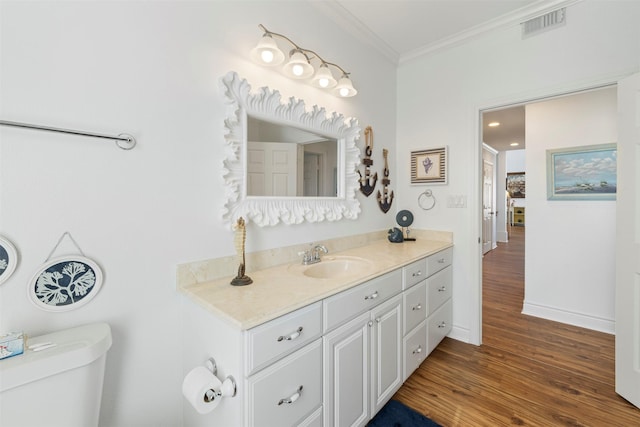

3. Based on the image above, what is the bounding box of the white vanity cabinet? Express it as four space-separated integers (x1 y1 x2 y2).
323 269 403 427
181 239 453 427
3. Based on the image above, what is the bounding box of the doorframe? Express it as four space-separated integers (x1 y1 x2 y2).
469 72 628 346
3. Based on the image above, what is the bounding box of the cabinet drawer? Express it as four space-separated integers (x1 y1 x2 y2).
403 258 427 289
403 281 427 333
426 247 452 277
323 269 402 332
403 320 427 382
426 300 452 355
246 339 323 427
426 266 452 315
245 302 322 375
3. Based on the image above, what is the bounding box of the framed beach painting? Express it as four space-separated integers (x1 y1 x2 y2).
411 147 447 185
546 143 617 200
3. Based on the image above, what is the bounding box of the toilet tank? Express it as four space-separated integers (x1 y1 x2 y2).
0 322 112 427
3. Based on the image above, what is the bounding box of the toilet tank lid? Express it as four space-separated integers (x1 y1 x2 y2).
0 322 112 392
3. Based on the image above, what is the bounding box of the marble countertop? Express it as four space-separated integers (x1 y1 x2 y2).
180 237 452 331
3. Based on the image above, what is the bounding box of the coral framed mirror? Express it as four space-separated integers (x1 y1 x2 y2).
220 71 361 227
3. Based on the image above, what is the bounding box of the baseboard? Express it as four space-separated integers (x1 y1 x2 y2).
522 302 614 334
496 231 508 243
447 325 472 344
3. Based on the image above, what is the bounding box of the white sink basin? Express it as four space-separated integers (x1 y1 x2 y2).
293 256 373 280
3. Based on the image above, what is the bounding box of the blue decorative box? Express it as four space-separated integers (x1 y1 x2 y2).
0 332 24 360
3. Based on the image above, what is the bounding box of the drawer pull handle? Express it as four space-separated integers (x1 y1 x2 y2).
278 385 303 405
412 303 422 311
364 291 379 301
438 286 446 292
413 345 423 355
438 258 446 264
412 270 422 277
277 327 303 342
438 321 447 328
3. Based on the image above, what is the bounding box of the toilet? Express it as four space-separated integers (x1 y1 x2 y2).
0 322 112 427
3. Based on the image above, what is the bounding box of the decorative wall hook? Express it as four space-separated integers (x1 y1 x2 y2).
357 126 377 196
377 149 394 213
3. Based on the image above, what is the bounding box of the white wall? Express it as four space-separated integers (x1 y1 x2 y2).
523 87 617 332
397 0 640 344
0 2 396 426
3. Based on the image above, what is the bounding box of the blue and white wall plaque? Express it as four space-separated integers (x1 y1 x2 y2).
28 256 103 311
0 235 18 285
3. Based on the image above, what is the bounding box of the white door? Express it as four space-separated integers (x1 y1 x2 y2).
247 141 298 196
370 294 403 415
304 152 320 197
323 312 370 427
482 158 495 254
615 72 640 408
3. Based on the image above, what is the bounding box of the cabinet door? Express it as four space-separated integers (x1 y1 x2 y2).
370 294 403 415
323 312 370 427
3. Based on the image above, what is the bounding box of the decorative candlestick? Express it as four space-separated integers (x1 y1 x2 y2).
230 217 253 286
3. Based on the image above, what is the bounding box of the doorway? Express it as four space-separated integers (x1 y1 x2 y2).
478 86 618 345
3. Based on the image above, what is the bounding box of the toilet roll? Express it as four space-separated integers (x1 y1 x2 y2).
182 366 223 414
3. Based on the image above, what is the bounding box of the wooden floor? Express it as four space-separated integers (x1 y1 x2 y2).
392 226 640 426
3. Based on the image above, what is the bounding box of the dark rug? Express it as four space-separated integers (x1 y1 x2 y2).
368 400 442 427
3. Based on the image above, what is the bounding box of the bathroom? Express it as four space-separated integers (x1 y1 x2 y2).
1 1 639 426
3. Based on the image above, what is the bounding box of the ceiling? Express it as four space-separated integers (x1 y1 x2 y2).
312 0 574 152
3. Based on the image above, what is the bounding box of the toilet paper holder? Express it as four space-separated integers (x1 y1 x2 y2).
205 357 237 399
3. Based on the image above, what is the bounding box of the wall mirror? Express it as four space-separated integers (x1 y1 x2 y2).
220 71 361 227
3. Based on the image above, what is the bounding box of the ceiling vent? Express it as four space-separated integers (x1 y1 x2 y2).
522 8 566 38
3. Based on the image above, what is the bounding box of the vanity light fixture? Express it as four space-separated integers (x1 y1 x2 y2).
250 24 357 97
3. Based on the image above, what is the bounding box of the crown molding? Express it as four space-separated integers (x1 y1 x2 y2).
400 0 581 63
312 0 582 66
310 0 400 65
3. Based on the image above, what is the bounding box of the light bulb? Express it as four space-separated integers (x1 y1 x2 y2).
292 64 304 76
340 87 349 97
318 78 329 88
261 50 274 64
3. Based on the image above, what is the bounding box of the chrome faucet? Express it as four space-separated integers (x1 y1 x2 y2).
298 244 329 265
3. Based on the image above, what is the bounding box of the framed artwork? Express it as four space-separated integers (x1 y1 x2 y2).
411 147 447 184
28 255 103 312
506 172 526 199
546 143 617 200
0 235 18 286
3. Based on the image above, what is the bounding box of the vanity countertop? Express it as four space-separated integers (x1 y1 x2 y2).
180 237 452 331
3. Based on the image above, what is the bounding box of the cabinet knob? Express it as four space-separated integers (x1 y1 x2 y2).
412 270 422 277
412 345 423 355
438 321 447 328
277 326 303 342
368 320 373 327
277 385 303 405
412 303 422 311
364 291 379 300
438 286 446 292
437 258 446 264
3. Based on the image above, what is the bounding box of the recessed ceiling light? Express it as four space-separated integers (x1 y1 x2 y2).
488 122 500 127
510 142 519 146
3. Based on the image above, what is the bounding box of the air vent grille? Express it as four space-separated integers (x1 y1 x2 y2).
522 8 566 38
